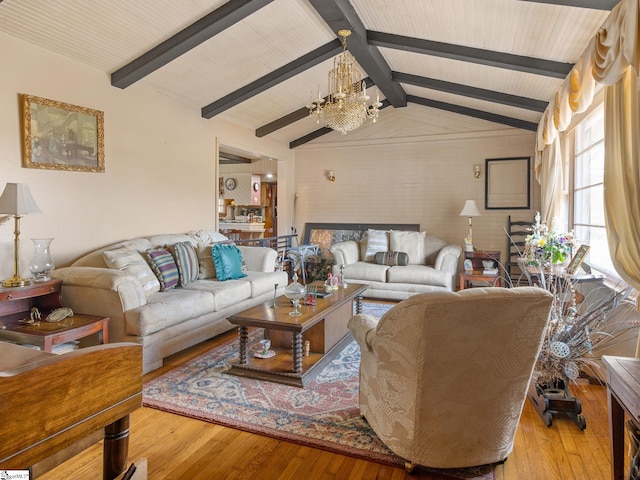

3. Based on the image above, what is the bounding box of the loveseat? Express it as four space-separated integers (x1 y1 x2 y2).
52 231 288 373
330 229 462 300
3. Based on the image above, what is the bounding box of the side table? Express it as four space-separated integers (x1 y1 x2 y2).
459 250 502 290
602 355 640 480
0 279 109 352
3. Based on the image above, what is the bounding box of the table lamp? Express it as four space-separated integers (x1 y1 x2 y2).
0 183 42 287
459 200 481 252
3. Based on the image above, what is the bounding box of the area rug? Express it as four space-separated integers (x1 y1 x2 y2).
143 302 495 480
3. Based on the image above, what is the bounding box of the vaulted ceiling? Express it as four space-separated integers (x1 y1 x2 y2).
0 0 614 148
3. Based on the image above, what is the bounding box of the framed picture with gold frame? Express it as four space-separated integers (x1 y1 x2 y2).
22 94 105 173
566 244 590 275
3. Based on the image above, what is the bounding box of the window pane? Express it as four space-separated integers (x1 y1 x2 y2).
576 108 604 152
575 141 604 188
574 185 605 225
574 225 615 275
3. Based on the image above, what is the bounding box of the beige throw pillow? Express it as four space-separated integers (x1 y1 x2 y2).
363 229 390 262
197 244 217 279
390 230 426 264
103 243 160 296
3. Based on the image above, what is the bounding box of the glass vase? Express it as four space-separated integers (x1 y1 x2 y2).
29 238 55 283
284 273 306 316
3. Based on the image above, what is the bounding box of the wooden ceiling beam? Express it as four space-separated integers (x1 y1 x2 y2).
394 72 548 112
308 0 407 108
408 95 538 131
201 40 342 119
368 31 572 79
111 0 274 88
517 0 619 10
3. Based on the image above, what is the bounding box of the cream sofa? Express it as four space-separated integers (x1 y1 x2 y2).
330 229 462 300
52 231 288 373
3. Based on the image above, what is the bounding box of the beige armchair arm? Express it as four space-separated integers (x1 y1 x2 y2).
348 313 379 351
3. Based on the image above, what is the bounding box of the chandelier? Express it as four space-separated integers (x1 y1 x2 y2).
307 29 382 134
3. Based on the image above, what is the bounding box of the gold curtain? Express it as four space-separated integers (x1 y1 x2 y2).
538 136 564 226
604 69 640 288
535 0 640 291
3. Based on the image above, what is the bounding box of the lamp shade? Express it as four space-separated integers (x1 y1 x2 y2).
0 183 41 215
459 200 481 217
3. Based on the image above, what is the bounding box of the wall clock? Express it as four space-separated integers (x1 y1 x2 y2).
253 182 260 192
225 177 237 190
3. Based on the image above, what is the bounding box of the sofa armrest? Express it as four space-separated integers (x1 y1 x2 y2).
237 246 277 272
330 241 360 266
348 314 379 351
433 245 463 286
52 267 147 343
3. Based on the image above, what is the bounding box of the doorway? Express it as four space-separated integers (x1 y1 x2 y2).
218 144 278 238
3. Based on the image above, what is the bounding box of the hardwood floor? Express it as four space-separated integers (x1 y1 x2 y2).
39 329 618 480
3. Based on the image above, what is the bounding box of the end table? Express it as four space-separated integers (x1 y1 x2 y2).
0 279 109 352
459 250 502 290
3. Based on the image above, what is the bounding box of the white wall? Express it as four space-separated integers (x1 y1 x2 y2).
0 30 539 283
0 32 293 279
293 128 541 269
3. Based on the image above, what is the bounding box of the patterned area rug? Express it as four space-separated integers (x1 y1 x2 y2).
143 302 495 480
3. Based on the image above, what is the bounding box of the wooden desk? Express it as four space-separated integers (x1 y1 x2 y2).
602 355 640 480
0 342 142 479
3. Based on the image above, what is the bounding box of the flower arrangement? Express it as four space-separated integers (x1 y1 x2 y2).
533 277 637 386
522 212 575 267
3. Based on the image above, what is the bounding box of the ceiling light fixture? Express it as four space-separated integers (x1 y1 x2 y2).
307 29 382 134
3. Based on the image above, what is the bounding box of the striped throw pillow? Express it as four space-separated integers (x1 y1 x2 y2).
171 242 199 287
374 251 409 266
146 248 180 291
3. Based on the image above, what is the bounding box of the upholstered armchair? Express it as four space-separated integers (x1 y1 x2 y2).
348 287 553 472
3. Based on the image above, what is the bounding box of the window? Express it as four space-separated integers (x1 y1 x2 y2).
569 103 617 278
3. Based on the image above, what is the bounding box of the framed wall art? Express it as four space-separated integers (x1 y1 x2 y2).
566 244 590 275
22 94 105 173
485 157 530 210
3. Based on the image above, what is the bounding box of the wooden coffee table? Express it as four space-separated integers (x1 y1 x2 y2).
227 282 367 387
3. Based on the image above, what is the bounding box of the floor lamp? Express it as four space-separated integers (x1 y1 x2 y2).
0 183 42 287
459 200 481 252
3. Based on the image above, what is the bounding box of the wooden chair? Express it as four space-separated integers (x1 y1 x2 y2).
506 215 532 284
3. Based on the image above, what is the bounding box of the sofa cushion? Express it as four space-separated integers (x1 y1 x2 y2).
424 234 448 264
171 242 199 286
374 251 409 266
189 229 229 246
344 261 390 283
103 243 160 296
364 229 390 262
242 270 289 297
390 230 427 264
146 248 180 291
386 264 450 287
125 288 216 336
185 279 253 311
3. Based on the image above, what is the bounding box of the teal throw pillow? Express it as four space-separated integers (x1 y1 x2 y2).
212 243 247 281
